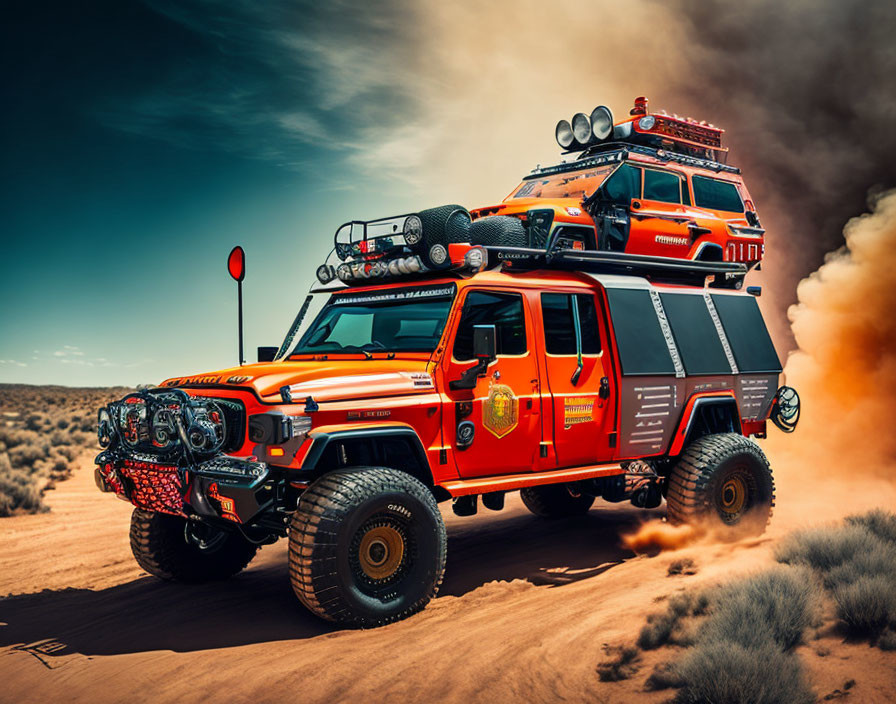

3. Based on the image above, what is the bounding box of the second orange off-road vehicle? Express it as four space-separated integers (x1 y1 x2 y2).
95 99 797 627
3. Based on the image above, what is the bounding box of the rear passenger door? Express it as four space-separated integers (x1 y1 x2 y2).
539 292 617 467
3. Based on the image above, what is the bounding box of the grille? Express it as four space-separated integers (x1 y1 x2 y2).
120 460 185 516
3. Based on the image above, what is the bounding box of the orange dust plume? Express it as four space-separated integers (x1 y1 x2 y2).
621 520 705 555
767 189 896 479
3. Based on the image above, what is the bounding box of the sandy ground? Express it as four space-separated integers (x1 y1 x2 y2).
1 452 895 704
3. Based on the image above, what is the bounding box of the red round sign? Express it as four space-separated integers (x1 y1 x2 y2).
227 246 245 282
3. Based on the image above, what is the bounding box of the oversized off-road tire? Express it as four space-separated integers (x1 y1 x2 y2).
289 468 447 627
520 483 595 518
418 204 472 268
129 509 258 583
469 215 528 248
666 433 775 534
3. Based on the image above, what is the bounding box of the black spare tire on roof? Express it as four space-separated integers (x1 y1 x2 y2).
469 215 528 248
417 204 472 269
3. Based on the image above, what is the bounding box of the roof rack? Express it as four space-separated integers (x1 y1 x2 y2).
527 143 740 180
485 246 747 288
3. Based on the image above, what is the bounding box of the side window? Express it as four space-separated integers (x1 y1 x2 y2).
682 177 692 206
541 293 601 355
453 291 527 361
602 164 642 204
692 176 744 212
643 169 681 204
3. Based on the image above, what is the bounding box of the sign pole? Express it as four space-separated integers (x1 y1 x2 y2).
227 246 246 367
237 278 244 365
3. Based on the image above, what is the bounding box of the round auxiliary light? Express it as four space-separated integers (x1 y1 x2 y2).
590 105 614 141
397 258 411 275
403 215 423 245
388 259 402 276
336 263 352 281
638 115 656 131
406 255 423 273
316 264 335 284
571 112 592 145
464 246 486 272
555 119 575 149
335 242 353 260
429 244 448 266
370 260 388 277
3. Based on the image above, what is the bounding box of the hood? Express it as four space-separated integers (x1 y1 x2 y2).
161 358 435 403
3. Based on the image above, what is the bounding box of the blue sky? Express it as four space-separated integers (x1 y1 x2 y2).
2 0 894 386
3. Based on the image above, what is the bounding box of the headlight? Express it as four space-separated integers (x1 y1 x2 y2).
555 119 574 149
638 115 656 130
590 105 614 140
403 215 423 245
571 112 592 144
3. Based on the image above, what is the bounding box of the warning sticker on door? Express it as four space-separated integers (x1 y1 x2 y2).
564 397 595 429
483 384 519 438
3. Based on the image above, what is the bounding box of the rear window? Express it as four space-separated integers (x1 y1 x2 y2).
710 294 781 373
541 293 601 355
606 289 675 375
692 176 744 212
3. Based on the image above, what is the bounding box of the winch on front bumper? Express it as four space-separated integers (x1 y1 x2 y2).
94 388 273 525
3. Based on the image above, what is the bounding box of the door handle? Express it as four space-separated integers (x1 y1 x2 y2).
599 376 610 399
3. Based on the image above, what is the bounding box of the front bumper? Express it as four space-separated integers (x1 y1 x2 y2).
95 453 271 524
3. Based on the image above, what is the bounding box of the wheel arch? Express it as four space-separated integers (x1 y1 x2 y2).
667 393 741 457
301 426 444 497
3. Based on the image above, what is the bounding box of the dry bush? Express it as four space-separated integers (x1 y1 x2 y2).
774 511 896 643
637 591 709 649
700 567 821 651
0 384 132 516
846 509 896 545
775 524 871 572
596 645 640 682
673 640 814 704
667 558 697 576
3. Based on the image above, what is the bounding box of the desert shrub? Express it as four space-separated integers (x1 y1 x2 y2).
832 575 896 636
700 567 820 651
822 539 896 590
846 509 896 545
596 645 640 682
878 628 896 650
638 592 708 649
645 662 683 691
775 525 871 572
0 384 132 516
667 558 697 576
673 640 814 704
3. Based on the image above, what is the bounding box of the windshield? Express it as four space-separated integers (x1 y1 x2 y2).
290 284 456 356
510 164 616 200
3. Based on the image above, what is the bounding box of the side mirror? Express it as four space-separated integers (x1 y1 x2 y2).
473 325 496 361
449 325 497 391
257 346 278 362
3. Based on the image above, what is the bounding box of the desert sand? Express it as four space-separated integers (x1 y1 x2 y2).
2 446 895 704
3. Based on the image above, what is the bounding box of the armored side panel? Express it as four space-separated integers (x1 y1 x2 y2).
594 275 781 458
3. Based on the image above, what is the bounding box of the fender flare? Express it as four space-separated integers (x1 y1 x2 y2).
668 392 740 456
300 425 434 484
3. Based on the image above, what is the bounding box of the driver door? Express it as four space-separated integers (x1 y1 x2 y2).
440 288 542 478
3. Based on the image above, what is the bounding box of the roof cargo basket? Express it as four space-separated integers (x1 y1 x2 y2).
485 247 747 288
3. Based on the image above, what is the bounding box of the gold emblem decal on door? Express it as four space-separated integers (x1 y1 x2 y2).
564 397 594 429
483 384 519 438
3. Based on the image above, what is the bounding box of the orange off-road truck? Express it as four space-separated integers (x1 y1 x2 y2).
96 222 798 625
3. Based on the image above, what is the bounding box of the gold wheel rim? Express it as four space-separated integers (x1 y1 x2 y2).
719 476 747 516
357 524 405 581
